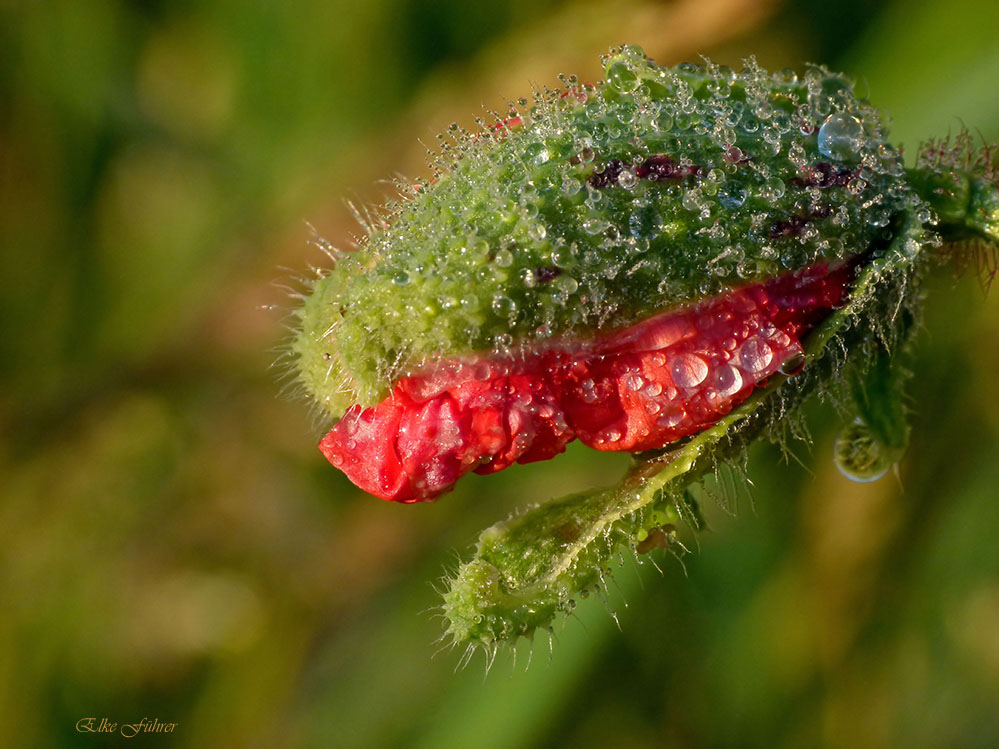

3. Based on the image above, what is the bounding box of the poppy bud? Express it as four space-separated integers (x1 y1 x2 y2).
289 47 998 649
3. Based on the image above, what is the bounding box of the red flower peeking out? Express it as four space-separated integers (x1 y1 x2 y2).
320 262 853 502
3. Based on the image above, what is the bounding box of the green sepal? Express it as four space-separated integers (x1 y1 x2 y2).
442 216 931 649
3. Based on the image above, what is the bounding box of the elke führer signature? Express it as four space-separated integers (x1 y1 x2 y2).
76 717 178 738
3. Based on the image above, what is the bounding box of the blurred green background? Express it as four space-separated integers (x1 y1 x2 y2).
2 0 998 747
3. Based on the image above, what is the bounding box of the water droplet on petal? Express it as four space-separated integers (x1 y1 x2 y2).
671 353 708 388
624 373 644 391
737 336 773 374
657 408 686 429
710 363 743 398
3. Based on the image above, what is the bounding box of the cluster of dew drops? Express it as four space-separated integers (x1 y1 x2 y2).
332 46 932 387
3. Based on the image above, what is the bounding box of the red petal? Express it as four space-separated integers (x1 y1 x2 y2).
320 262 854 502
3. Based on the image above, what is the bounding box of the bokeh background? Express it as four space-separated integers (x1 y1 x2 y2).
2 0 998 746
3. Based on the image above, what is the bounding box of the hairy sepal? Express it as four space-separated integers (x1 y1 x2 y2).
442 216 928 650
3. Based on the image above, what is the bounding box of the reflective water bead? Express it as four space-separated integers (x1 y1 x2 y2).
494 249 514 267
657 408 686 429
554 275 579 295
711 363 743 398
605 61 639 93
617 168 637 189
718 181 747 209
833 419 893 482
491 294 517 316
528 223 547 241
737 336 773 373
671 353 709 388
817 112 864 161
778 351 806 375
624 373 644 391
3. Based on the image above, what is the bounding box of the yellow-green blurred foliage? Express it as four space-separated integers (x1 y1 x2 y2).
1 0 997 747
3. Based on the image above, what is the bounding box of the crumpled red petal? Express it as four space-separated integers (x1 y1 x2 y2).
320 262 852 502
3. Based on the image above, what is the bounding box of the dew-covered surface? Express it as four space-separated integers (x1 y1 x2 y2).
321 261 852 501
295 48 930 416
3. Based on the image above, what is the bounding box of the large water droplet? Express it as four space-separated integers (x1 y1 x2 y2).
671 353 708 388
624 373 644 391
618 168 637 189
605 61 639 93
817 112 863 161
657 408 685 429
554 275 578 295
718 181 747 209
738 336 773 374
833 419 893 482
711 363 743 398
491 294 517 316
778 351 806 376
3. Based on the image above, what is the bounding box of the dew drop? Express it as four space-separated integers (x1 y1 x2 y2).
817 112 864 161
681 191 701 212
778 351 806 375
494 249 514 267
657 408 686 429
833 419 893 482
738 336 773 373
761 176 785 200
393 271 411 286
711 363 743 398
606 61 639 93
624 373 644 391
671 353 708 388
528 223 547 242
718 181 747 209
491 294 517 316
554 275 579 295
618 168 637 189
